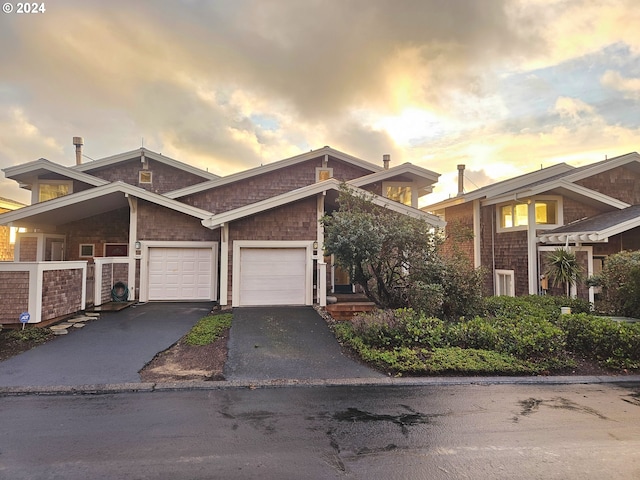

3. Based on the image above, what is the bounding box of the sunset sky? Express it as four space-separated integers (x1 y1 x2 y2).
1 0 639 206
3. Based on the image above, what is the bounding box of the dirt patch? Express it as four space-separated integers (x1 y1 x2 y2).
0 329 55 362
139 329 230 382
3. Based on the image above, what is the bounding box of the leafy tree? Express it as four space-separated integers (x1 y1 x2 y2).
322 185 483 320
322 185 439 308
545 248 583 298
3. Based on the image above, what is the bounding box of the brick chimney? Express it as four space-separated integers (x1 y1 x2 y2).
73 137 84 165
383 154 390 170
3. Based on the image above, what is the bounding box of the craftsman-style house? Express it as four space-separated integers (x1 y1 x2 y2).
424 152 640 303
0 145 444 325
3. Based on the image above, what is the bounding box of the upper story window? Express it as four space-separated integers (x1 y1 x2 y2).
500 203 528 228
497 197 561 232
36 181 72 203
383 182 415 207
534 200 557 224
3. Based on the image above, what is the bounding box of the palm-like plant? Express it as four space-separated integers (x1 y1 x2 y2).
545 248 583 297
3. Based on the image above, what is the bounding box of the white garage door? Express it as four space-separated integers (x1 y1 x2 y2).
148 248 213 300
239 248 307 306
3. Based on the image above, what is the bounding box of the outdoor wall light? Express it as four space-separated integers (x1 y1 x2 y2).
313 241 318 250
134 241 142 250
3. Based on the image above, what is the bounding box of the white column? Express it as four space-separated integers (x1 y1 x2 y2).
473 199 481 269
219 223 229 306
527 200 538 295
316 193 326 305
126 196 138 301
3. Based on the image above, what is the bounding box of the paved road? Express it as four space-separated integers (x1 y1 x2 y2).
1 382 639 479
0 302 212 387
225 307 383 380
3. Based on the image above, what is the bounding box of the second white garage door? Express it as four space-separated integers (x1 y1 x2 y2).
238 248 307 306
148 248 213 300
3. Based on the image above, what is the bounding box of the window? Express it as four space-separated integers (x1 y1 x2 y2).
535 200 557 225
315 167 333 182
139 171 153 184
104 243 128 257
38 182 72 202
383 182 414 207
498 198 560 231
495 269 515 296
500 203 528 228
79 244 95 258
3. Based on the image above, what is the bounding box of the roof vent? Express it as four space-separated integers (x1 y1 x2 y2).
73 137 84 165
383 154 390 170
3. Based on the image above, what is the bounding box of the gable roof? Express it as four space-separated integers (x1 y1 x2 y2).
538 204 640 244
201 178 446 230
424 151 640 213
0 181 213 230
424 163 575 211
483 179 630 210
73 148 220 181
348 162 440 196
166 146 382 199
3 158 110 190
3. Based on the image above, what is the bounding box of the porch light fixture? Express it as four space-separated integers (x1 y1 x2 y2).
313 241 318 250
134 241 141 250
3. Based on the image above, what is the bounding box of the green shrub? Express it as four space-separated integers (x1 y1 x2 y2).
405 282 444 319
556 313 640 368
333 323 539 375
596 250 640 318
421 347 537 375
184 313 232 346
482 295 591 321
447 315 566 360
349 308 445 349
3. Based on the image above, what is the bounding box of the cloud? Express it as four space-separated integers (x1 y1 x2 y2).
601 70 640 100
553 97 595 120
1 0 639 206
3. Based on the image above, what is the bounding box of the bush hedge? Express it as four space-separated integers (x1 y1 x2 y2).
333 295 639 375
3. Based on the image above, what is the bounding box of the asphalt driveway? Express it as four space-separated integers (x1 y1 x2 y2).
224 306 383 381
0 302 212 387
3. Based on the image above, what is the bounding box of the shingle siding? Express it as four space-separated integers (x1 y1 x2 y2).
182 157 371 213
576 165 640 205
441 203 474 263
137 201 219 242
85 158 209 194
0 271 29 323
41 269 83 321
62 208 130 260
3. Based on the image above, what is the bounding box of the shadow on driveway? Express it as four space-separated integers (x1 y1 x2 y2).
0 302 212 387
224 307 384 381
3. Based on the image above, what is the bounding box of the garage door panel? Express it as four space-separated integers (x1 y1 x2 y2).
238 247 307 306
148 247 214 301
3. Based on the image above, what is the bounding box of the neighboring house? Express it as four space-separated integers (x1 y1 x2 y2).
424 152 640 303
0 146 444 324
0 197 27 261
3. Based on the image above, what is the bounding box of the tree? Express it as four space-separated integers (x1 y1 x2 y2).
592 250 640 318
545 248 583 298
322 185 440 309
